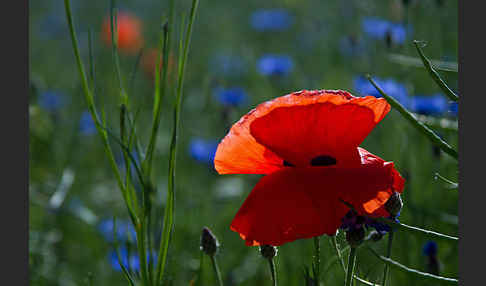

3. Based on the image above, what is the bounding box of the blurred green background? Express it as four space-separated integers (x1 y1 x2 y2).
29 0 458 285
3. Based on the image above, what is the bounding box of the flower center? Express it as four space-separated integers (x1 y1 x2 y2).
310 155 337 166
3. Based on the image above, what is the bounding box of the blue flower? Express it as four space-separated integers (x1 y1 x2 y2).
109 248 140 272
109 248 157 272
257 54 294 76
449 102 458 117
213 87 248 107
361 17 409 45
97 219 137 243
409 94 448 116
209 54 247 77
340 210 400 235
423 241 438 257
189 138 218 165
353 76 410 108
79 111 96 135
250 9 293 32
38 90 64 111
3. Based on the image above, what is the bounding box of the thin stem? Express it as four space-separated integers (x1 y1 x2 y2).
381 232 394 286
210 255 224 286
268 258 277 286
413 40 458 101
331 236 347 272
313 236 321 282
345 247 357 286
366 246 458 285
366 75 458 160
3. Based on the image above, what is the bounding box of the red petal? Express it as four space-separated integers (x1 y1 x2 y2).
249 90 391 167
214 110 286 175
230 148 404 246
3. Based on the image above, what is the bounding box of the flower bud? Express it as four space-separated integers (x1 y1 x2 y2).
367 230 384 242
346 227 365 248
385 192 403 218
200 227 219 256
259 245 278 260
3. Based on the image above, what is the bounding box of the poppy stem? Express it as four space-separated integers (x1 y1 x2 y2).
381 232 394 286
268 258 277 286
345 247 357 286
313 236 321 282
210 255 224 286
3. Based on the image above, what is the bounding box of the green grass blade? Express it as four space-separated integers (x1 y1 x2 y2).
413 41 458 101
155 1 200 285
113 218 137 286
381 232 394 286
144 21 169 178
110 0 128 104
366 75 458 160
366 246 458 285
373 218 458 242
64 0 136 222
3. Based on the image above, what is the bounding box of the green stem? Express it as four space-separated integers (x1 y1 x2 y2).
268 258 277 286
366 246 458 285
366 75 457 160
345 247 357 286
331 236 347 272
313 236 321 282
210 255 224 286
413 40 458 101
381 232 394 286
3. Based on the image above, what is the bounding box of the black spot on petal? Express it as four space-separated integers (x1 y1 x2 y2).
283 160 295 167
310 155 337 166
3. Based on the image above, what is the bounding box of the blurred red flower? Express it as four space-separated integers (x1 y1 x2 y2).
141 48 174 81
214 90 405 246
101 11 144 55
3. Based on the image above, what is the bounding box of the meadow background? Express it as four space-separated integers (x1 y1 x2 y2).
29 0 458 285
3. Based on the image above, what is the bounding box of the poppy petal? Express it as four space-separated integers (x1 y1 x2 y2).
214 110 286 175
249 90 390 167
230 148 404 246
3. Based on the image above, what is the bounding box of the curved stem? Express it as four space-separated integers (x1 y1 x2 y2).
345 247 357 286
382 232 394 286
268 258 277 286
210 255 224 286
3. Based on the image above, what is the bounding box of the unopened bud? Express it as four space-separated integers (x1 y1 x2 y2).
200 227 219 256
259 245 277 260
346 227 365 248
368 230 384 242
385 192 403 218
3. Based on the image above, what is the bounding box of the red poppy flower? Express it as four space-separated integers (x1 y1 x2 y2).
214 90 405 246
101 11 144 55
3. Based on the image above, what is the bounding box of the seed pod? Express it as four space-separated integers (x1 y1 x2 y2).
260 244 278 260
200 227 219 256
385 192 403 218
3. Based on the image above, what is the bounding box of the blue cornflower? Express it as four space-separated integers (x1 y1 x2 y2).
257 54 294 76
409 94 448 116
97 219 137 243
189 138 218 165
449 102 458 117
79 111 96 135
209 54 247 77
340 210 400 236
213 87 248 107
423 241 438 257
361 17 409 45
353 76 410 108
109 248 140 272
38 90 64 111
250 9 293 32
